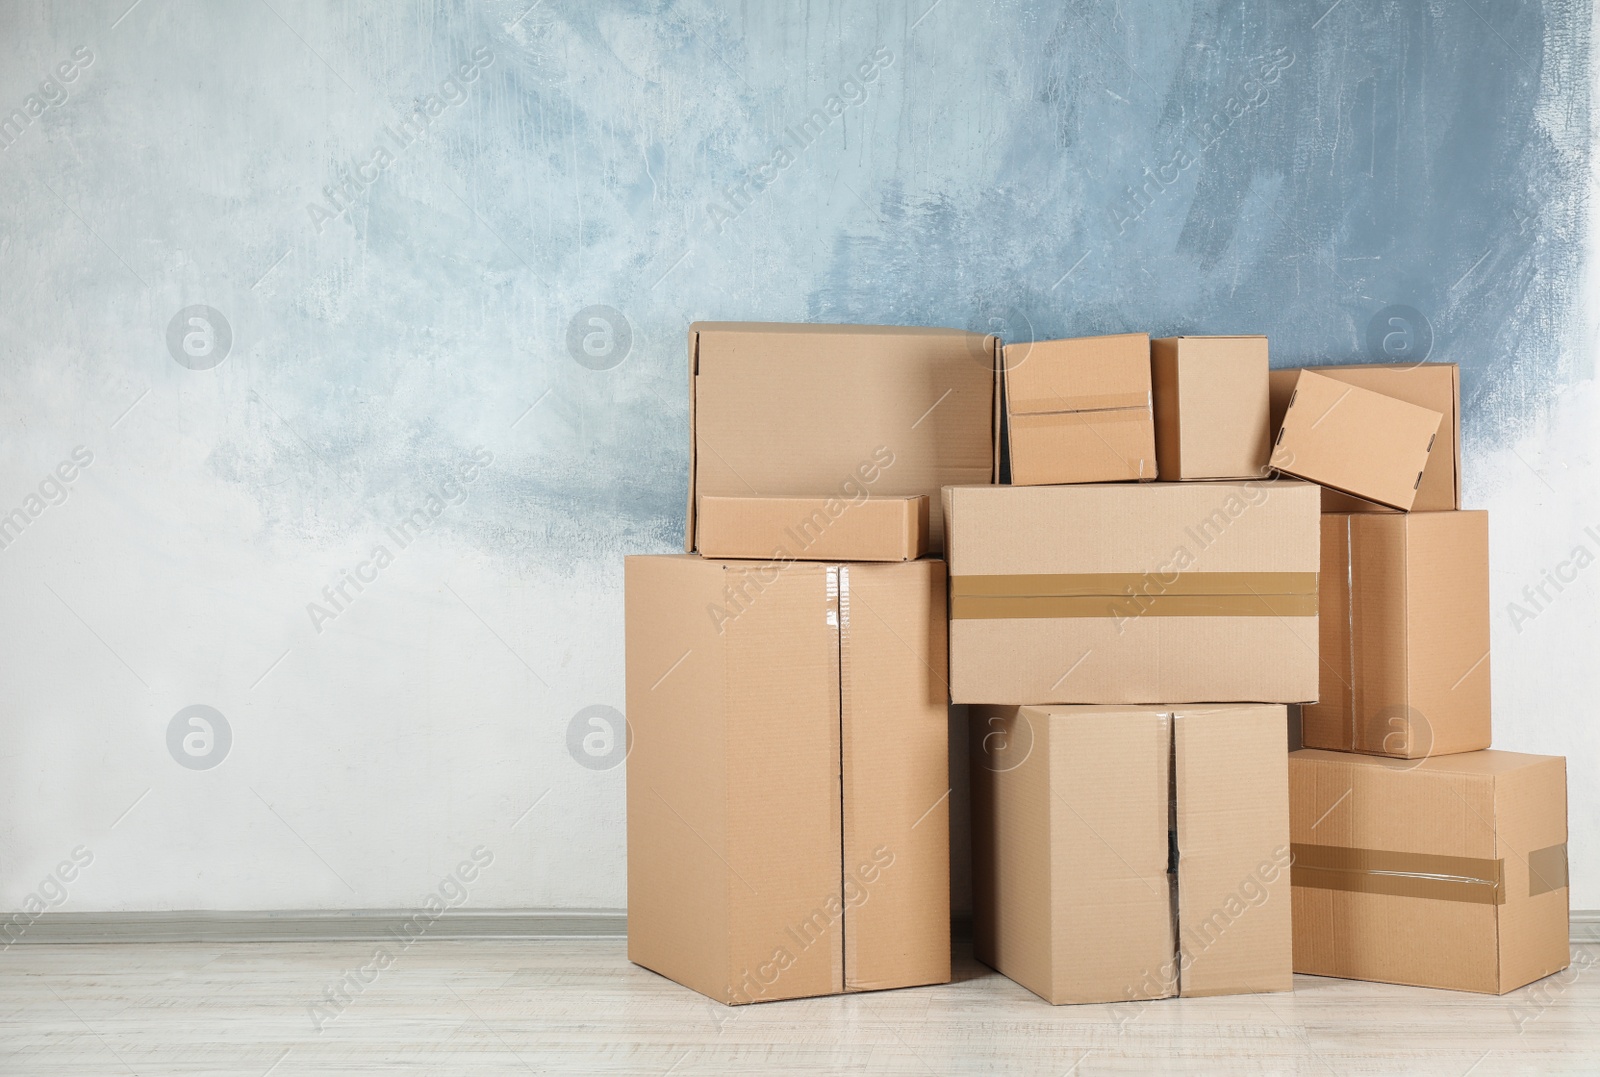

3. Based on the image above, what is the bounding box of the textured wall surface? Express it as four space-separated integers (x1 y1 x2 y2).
0 0 1595 915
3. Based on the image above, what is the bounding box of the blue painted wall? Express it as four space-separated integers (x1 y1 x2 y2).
0 1 1591 911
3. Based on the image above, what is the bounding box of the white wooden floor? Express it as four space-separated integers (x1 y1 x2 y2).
2 939 1596 1075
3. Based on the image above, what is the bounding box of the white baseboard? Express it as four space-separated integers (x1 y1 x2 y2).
7 909 1599 945
2 908 627 945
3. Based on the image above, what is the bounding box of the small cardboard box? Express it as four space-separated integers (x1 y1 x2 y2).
1269 363 1461 512
1270 369 1444 511
1151 336 1272 480
626 555 950 1005
689 322 998 554
972 704 1292 1004
1003 333 1155 485
943 480 1320 704
695 495 929 562
1290 748 1569 994
1305 511 1490 758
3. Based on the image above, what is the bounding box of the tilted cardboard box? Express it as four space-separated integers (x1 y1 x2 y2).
1151 336 1272 480
1269 363 1461 512
695 495 928 562
1290 748 1569 994
1304 511 1490 758
1003 333 1156 485
943 481 1320 704
971 704 1292 1005
625 555 950 1004
688 322 998 554
1270 369 1444 511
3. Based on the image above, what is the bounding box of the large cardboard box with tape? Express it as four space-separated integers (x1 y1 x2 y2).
625 554 950 1005
1290 748 1569 994
688 322 998 554
1303 511 1490 758
971 703 1292 1004
943 481 1321 704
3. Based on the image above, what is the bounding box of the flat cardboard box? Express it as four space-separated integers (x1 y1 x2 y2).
626 554 950 1004
971 704 1292 1004
689 322 998 554
1290 748 1569 994
1151 336 1272 480
1269 363 1461 512
1270 369 1444 511
1003 333 1155 485
695 495 929 562
943 480 1320 704
1304 511 1490 758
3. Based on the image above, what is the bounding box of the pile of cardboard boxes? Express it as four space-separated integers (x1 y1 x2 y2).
624 322 1570 1006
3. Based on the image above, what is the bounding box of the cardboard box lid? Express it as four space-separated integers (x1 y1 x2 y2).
1004 333 1152 416
1151 336 1271 480
688 322 998 555
694 495 929 562
1270 369 1444 511
1268 363 1461 511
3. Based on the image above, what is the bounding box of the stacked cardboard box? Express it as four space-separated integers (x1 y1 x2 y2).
624 324 1570 1007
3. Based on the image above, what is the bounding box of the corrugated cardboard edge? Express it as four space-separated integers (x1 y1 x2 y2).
991 335 1003 483
1448 364 1463 509
686 326 701 553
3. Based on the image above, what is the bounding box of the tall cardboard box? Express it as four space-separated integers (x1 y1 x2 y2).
972 704 1292 1004
943 481 1320 704
688 322 998 554
1269 363 1461 512
1002 333 1156 485
1151 336 1272 480
1304 511 1490 758
626 555 950 1004
1270 369 1444 511
1290 749 1569 994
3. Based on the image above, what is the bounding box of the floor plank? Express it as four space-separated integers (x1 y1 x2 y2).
1 940 1595 1074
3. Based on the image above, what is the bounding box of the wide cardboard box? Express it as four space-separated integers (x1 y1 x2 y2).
626 554 950 1004
1269 363 1461 512
1290 748 1569 994
1270 369 1443 511
1003 333 1155 485
1304 511 1490 758
689 322 998 554
1152 336 1272 480
695 495 928 562
943 481 1320 704
972 704 1292 1004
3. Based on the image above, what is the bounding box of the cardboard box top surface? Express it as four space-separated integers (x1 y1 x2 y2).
943 480 1319 576
1003 333 1151 415
1269 369 1444 510
1291 747 1558 778
691 320 991 341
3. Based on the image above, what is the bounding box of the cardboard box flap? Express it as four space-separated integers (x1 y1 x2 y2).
1270 369 1444 511
1004 333 1151 416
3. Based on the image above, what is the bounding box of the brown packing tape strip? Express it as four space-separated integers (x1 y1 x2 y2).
1008 390 1150 416
1290 843 1506 905
1010 405 1150 426
1529 843 1569 897
953 593 1316 619
949 571 1318 620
